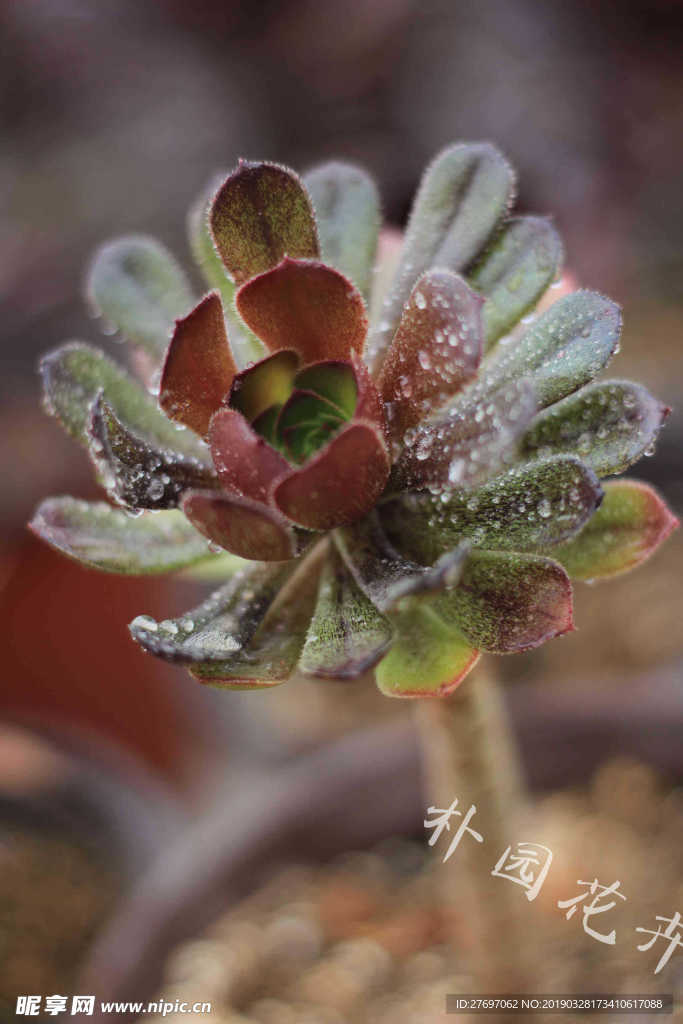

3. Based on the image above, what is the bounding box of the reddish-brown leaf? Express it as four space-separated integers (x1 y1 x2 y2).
236 258 367 365
210 161 319 285
272 421 390 530
352 353 385 429
209 407 290 503
378 269 483 440
182 489 305 561
159 292 237 437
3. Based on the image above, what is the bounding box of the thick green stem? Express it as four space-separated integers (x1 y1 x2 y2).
416 663 537 999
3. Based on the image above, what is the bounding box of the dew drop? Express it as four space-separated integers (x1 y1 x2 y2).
146 477 165 501
131 614 158 633
538 498 552 519
448 458 465 485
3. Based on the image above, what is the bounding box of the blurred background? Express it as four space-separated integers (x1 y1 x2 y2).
2 1 682 1019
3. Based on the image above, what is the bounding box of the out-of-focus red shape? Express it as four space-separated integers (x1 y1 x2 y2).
0 532 209 788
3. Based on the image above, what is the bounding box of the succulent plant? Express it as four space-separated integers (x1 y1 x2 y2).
31 143 677 697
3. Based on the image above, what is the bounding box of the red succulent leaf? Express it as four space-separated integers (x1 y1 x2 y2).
210 161 319 285
209 407 290 504
378 269 484 440
350 353 385 429
159 292 237 437
228 349 300 422
182 489 307 562
236 258 368 365
272 421 390 530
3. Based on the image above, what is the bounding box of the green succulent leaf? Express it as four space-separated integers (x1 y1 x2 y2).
277 389 346 464
280 390 345 430
191 615 305 688
392 378 537 493
383 455 602 563
191 565 320 689
188 176 266 367
375 605 479 698
299 549 394 678
29 499 215 574
368 142 514 372
251 404 282 446
335 512 469 612
550 479 679 581
378 269 484 439
304 161 380 301
86 235 194 359
40 341 209 460
468 216 563 350
88 393 217 510
188 174 235 305
521 379 669 477
294 362 358 419
431 548 573 653
179 552 249 583
210 161 319 284
229 350 300 423
130 561 294 662
478 289 622 407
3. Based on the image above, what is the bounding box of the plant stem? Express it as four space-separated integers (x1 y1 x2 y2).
416 662 536 996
